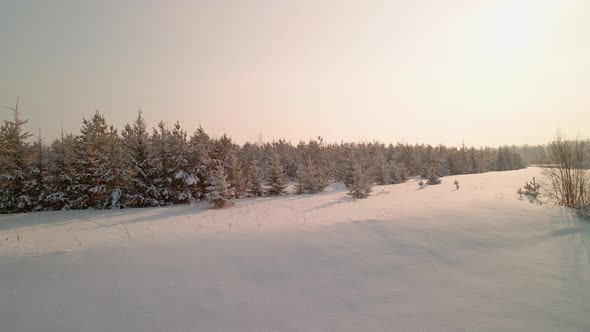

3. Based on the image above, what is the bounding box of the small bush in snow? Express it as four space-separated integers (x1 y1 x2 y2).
427 174 441 185
523 177 541 198
517 177 542 205
418 180 425 189
454 179 459 190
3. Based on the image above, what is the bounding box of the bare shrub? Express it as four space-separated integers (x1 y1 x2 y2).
543 134 590 217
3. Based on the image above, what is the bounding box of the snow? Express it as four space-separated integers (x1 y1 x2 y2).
1 167 590 331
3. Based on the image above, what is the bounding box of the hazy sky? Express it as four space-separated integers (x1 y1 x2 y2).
1 0 589 147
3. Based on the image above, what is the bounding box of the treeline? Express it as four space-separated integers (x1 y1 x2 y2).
0 102 525 213
510 143 590 166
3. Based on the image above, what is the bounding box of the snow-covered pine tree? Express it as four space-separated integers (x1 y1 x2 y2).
458 143 469 174
265 153 287 196
210 134 245 198
347 161 373 199
150 121 172 205
387 161 408 184
468 147 481 174
247 161 264 197
76 111 125 209
0 98 33 213
27 131 50 211
334 145 354 185
302 158 329 193
295 161 307 194
372 148 391 185
434 145 451 177
207 163 235 208
225 150 246 198
188 126 212 200
44 133 81 210
168 122 197 204
121 110 159 207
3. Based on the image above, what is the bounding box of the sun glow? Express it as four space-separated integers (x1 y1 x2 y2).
479 1 551 56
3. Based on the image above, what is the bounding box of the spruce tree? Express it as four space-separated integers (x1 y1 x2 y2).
266 154 287 196
168 122 197 204
347 162 373 199
225 151 246 198
207 163 235 208
295 161 307 194
0 98 33 213
188 126 212 201
28 132 49 211
372 148 390 185
388 161 408 184
121 110 158 207
248 161 264 197
150 121 172 205
495 147 506 171
468 147 480 173
76 111 125 209
45 134 81 210
302 158 329 193
523 177 541 198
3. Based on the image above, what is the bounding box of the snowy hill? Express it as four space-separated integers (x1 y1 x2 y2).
1 167 589 331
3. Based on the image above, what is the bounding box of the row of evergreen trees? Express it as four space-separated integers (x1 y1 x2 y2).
0 101 525 213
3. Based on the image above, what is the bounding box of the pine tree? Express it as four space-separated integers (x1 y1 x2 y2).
266 154 287 196
207 163 235 208
468 147 480 173
301 158 329 193
523 177 541 198
45 134 81 210
495 147 506 171
150 121 172 205
0 98 33 213
188 126 212 201
347 162 373 199
121 110 158 207
210 134 246 198
225 151 246 198
372 148 390 185
168 122 198 204
295 161 307 194
27 131 49 210
388 161 408 184
76 111 125 209
248 161 264 197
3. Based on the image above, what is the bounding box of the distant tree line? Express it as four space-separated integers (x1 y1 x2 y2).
0 100 525 213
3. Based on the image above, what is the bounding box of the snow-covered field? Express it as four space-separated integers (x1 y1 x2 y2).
1 167 589 331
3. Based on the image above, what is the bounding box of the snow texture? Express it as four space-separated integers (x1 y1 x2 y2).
1 167 589 331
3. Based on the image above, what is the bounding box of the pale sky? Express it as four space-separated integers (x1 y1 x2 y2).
1 0 589 146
